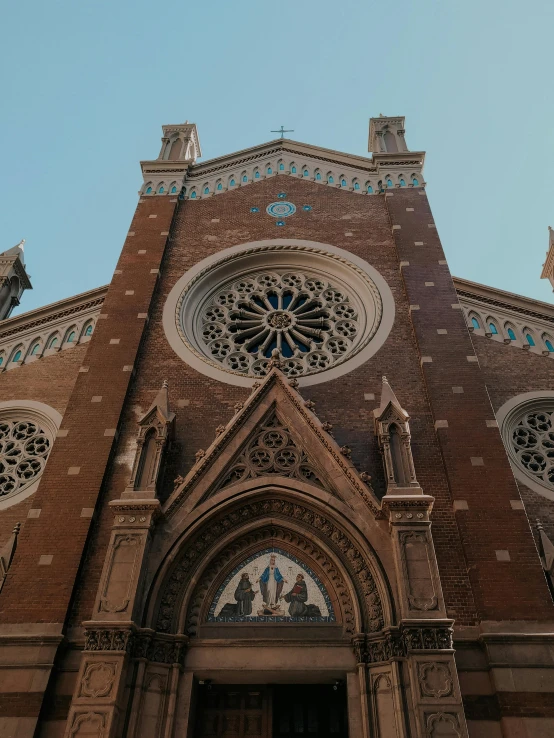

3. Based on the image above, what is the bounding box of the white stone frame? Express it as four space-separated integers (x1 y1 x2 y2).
496 391 554 502
163 239 395 387
0 400 62 510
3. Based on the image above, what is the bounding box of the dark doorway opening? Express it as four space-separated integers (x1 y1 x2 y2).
272 685 348 738
194 684 347 738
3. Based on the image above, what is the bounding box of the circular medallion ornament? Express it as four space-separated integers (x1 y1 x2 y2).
163 239 395 387
266 201 296 218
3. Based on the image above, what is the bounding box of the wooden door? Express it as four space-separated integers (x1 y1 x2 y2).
195 685 271 738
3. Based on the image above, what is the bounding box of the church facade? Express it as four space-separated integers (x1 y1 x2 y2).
0 116 554 738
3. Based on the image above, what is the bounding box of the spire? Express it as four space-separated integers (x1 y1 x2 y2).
143 379 174 424
0 240 31 320
374 376 409 420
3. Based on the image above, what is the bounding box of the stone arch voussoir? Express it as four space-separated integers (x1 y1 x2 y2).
151 494 390 637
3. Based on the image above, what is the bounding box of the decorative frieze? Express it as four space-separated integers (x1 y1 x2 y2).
352 624 454 665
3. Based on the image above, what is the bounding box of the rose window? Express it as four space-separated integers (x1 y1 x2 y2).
510 410 554 488
197 271 365 378
166 243 393 386
0 420 51 498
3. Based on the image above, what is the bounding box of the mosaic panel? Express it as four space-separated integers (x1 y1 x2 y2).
208 548 335 622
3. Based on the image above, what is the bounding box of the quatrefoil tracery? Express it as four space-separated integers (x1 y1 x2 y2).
200 271 360 378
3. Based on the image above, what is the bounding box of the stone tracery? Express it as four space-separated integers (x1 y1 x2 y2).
0 419 51 498
199 269 362 378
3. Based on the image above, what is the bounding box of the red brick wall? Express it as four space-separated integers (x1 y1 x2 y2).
386 187 553 620
0 346 86 569
472 333 554 555
0 194 178 624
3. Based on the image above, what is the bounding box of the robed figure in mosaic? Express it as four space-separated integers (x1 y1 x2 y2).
258 554 286 607
282 574 310 616
233 573 256 616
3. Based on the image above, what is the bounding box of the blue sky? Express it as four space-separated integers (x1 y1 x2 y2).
2 0 553 314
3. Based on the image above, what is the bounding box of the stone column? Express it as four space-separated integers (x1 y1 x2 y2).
64 498 160 738
381 492 469 738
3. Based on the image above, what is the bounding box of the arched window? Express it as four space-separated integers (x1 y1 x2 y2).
216 182 223 191
386 178 393 188
85 325 93 337
367 185 373 194
135 428 158 490
383 130 398 153
507 327 516 341
145 187 152 194
31 343 40 355
191 190 197 199
254 169 260 179
378 180 383 191
328 175 334 184
341 178 347 187
400 179 406 186
412 177 419 186
158 186 165 194
354 181 360 190
170 186 177 194
390 424 407 485
49 337 58 349
203 186 209 195
315 170 321 180
242 174 248 182
303 169 309 177
291 165 297 173
230 178 235 187
0 357 4 367
279 162 284 171
489 322 498 335
12 350 21 362
266 166 272 175
526 333 535 347
545 339 554 353
471 316 480 330
67 331 76 343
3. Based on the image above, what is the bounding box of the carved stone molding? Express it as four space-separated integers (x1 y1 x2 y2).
98 534 141 614
418 661 453 699
425 711 461 737
68 711 107 738
84 627 134 653
132 632 188 666
156 498 385 634
399 530 438 612
79 662 117 699
353 624 453 665
83 625 188 667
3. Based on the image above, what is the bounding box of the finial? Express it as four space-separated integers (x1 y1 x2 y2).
269 349 282 368
162 379 169 389
16 239 25 250
382 375 388 383
13 522 21 535
537 519 544 531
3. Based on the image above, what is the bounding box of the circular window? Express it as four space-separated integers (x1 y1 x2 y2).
498 393 554 500
0 401 61 510
163 240 395 387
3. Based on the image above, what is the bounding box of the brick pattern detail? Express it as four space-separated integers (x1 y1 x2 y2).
386 188 553 620
0 196 178 623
